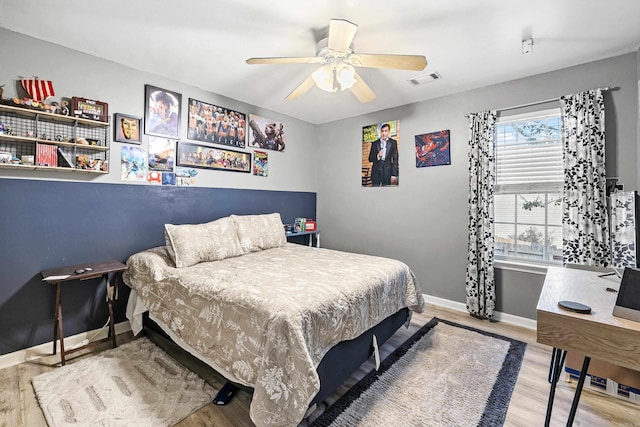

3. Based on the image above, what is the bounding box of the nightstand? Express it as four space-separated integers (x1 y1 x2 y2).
41 260 127 365
286 230 320 248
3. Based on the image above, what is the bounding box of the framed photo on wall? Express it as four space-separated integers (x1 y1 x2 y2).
177 141 251 173
187 98 246 148
144 85 182 138
114 113 142 144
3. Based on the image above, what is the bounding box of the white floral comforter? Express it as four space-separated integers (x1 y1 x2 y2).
123 243 424 427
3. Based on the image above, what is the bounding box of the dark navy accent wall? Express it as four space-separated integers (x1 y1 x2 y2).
0 178 316 356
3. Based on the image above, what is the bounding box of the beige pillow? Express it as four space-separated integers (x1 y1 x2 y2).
164 217 243 268
231 213 287 253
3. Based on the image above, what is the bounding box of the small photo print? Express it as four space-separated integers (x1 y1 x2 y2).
162 172 176 185
148 137 176 172
121 145 147 181
415 130 451 168
176 167 198 186
253 150 268 177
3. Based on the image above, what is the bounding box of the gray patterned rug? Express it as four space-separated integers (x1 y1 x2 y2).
310 318 526 427
32 338 216 427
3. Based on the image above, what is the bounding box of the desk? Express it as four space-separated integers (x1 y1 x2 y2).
41 260 127 365
286 230 320 248
536 266 640 426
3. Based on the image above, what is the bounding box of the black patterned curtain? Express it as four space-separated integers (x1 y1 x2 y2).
610 191 637 267
466 111 497 319
560 89 609 266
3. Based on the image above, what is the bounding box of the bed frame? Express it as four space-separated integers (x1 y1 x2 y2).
142 307 410 410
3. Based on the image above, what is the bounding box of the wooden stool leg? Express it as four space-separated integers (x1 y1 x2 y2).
106 273 118 348
53 283 61 356
57 304 66 365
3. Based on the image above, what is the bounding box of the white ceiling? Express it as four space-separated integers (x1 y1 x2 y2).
1 0 639 124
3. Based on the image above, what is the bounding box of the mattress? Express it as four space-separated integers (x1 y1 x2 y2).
123 243 424 426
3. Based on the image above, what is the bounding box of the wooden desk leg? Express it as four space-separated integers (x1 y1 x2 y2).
544 348 565 427
52 283 61 356
567 356 591 426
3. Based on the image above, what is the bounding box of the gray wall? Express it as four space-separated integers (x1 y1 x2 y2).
0 28 318 192
2 28 638 323
316 53 639 320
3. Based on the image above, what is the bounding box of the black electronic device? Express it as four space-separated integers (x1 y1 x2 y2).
612 267 640 322
558 300 592 314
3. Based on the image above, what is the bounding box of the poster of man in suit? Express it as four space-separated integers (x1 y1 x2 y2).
362 120 399 187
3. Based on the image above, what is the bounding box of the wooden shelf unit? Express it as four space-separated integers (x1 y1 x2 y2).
0 103 110 173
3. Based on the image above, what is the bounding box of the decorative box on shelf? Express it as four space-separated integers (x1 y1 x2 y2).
71 97 109 122
294 217 306 233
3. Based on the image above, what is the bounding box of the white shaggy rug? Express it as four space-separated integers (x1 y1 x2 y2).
310 318 526 427
32 338 217 427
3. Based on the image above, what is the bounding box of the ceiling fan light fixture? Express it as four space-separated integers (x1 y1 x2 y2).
337 64 356 90
312 65 336 92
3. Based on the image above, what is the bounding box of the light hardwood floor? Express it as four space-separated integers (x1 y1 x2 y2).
1 304 638 426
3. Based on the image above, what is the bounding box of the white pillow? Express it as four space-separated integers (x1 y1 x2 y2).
164 217 243 268
230 213 287 253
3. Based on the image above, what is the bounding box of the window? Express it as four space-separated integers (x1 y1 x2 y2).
494 108 563 264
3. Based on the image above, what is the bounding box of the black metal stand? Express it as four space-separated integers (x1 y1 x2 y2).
544 347 590 427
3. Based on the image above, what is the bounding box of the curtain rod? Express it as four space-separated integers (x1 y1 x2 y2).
464 86 610 117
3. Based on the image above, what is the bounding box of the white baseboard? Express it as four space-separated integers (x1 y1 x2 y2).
423 294 537 331
0 321 131 370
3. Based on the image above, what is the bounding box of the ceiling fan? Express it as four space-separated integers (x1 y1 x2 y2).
246 19 427 103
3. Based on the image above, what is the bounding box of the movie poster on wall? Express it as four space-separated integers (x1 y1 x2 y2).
187 98 246 148
148 137 176 172
362 120 399 187
248 114 285 151
120 145 147 181
415 130 451 167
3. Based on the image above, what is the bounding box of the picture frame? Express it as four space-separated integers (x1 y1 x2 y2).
248 114 286 151
176 141 251 173
144 85 182 138
71 96 108 122
362 120 400 187
114 113 142 144
187 98 246 148
415 129 451 168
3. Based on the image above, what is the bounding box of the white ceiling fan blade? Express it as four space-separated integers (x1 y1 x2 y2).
350 72 376 103
286 74 316 100
328 19 358 52
246 57 323 65
349 54 427 71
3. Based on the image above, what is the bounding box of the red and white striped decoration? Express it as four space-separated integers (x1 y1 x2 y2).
20 79 55 102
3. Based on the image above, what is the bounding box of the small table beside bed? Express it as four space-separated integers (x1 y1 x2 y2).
123 213 424 427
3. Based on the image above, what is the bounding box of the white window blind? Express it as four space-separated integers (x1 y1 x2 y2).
494 108 563 264
495 108 563 191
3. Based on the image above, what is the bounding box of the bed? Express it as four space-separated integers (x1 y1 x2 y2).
123 213 424 427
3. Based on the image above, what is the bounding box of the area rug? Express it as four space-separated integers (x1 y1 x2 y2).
310 317 526 427
32 338 216 427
